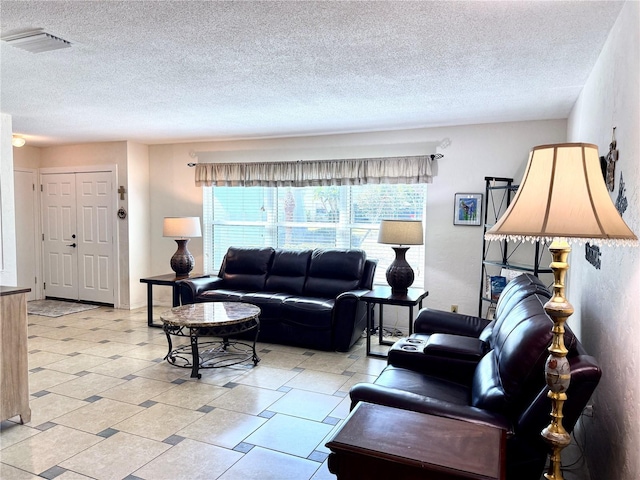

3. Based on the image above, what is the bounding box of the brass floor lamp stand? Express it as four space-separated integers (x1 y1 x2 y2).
542 240 573 480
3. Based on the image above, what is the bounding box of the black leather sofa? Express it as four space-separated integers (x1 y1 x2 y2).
180 247 377 352
349 274 601 480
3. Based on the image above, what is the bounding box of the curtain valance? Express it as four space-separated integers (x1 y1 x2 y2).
194 155 435 187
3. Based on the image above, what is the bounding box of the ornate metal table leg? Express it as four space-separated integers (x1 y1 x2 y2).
189 327 201 379
163 324 174 360
252 321 261 365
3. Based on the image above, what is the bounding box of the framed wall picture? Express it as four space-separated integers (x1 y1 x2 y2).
454 193 482 226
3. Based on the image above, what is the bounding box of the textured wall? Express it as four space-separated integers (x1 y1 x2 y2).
567 1 640 479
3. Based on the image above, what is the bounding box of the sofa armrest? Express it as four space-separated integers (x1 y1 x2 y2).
414 308 491 337
179 276 224 304
424 334 486 360
349 383 511 432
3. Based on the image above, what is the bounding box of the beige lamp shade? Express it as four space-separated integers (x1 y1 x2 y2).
163 217 202 238
378 220 424 246
485 143 637 246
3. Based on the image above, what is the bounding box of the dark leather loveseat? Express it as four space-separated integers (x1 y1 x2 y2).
350 274 601 480
180 247 377 351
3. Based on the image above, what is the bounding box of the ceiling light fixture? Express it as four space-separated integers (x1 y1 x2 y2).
2 29 71 53
12 136 26 147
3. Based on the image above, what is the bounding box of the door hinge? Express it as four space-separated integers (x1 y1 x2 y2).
40 184 43 192
35 276 37 285
42 233 45 241
44 282 46 290
32 183 35 191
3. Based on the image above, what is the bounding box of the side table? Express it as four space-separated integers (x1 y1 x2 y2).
326 402 506 480
140 273 209 327
361 285 428 358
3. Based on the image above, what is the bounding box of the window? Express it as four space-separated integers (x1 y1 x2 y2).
203 184 426 286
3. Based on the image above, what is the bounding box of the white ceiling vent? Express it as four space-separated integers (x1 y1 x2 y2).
2 29 71 53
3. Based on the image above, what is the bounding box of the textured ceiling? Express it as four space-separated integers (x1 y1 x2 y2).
0 0 625 147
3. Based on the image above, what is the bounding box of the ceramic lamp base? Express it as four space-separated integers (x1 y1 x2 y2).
170 239 194 276
386 247 414 295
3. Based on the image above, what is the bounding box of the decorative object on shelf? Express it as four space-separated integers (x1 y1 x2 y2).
490 276 506 301
605 127 618 191
485 143 638 480
163 217 202 276
378 220 424 295
453 193 482 226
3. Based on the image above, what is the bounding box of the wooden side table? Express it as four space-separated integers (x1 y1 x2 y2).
361 285 428 357
326 402 506 480
140 273 209 327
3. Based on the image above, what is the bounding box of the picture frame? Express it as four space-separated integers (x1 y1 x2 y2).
453 193 483 226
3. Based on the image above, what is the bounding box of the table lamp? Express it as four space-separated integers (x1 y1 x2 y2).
485 143 637 480
163 217 202 276
378 219 424 295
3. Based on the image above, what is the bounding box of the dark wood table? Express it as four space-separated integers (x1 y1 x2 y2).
140 273 209 327
326 402 506 480
361 285 429 357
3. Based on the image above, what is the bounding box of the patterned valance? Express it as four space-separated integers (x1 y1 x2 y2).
194 155 435 187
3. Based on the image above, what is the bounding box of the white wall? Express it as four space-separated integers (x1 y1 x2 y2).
149 119 567 316
567 1 640 479
0 113 17 286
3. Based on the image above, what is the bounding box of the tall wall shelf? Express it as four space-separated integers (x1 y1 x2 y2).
478 177 552 318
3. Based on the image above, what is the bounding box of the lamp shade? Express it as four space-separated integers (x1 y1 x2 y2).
485 143 637 246
378 220 424 246
163 217 202 238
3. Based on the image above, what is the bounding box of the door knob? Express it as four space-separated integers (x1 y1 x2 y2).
67 243 77 248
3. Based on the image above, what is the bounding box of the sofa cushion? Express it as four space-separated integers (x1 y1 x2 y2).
304 249 365 298
240 291 293 320
264 249 312 295
280 297 335 329
199 289 246 302
221 247 275 291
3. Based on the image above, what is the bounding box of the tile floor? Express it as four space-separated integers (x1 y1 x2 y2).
1 306 387 480
1 305 591 480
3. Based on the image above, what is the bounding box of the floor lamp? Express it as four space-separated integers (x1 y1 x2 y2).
485 143 637 480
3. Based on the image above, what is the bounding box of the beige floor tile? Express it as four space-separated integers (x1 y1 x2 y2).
32 338 97 355
27 351 69 369
152 380 228 410
47 372 127 399
61 316 115 330
77 340 137 358
245 413 333 458
337 371 378 393
25 336 59 352
86 356 156 378
54 398 144 434
269 389 342 422
209 384 284 415
31 326 88 340
0 463 42 479
59 431 170 480
120 343 168 361
257 350 306 369
54 470 96 479
329 395 352 420
315 421 345 454
297 352 358 374
112 402 204 441
284 370 349 395
219 446 321 480
0 425 102 475
132 361 192 383
25 393 88 427
310 459 337 480
348 355 387 376
43 353 112 374
177 408 266 448
234 365 301 390
28 369 79 393
99 376 177 405
133 437 243 480
72 329 123 343
0 421 40 449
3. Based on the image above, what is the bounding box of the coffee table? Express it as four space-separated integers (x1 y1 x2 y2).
160 302 261 379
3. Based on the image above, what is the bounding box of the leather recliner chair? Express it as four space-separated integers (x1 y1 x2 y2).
350 274 601 480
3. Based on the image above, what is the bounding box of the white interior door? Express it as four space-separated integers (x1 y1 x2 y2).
41 172 115 304
76 172 114 304
14 169 38 300
42 173 78 299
